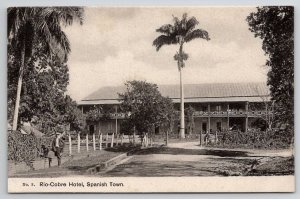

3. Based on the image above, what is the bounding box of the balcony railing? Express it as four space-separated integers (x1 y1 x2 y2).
103 110 271 119
174 110 270 117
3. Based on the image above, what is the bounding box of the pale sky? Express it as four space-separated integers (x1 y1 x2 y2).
64 7 268 101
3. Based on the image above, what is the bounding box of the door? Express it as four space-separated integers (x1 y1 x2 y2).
202 122 207 132
217 122 222 131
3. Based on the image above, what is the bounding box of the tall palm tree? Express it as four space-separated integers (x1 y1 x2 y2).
153 13 210 138
8 7 84 130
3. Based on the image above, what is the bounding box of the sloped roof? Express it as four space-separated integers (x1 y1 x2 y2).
79 82 270 105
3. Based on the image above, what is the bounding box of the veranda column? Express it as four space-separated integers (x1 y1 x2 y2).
245 102 249 132
115 106 118 135
227 103 230 130
208 104 211 133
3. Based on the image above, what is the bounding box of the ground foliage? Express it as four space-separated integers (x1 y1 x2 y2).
8 130 40 169
8 130 56 166
213 129 293 149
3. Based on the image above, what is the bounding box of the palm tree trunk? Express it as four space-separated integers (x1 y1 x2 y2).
179 67 185 138
12 42 25 131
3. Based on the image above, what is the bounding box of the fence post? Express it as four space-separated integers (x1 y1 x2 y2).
86 133 89 152
166 131 169 146
93 133 96 151
106 133 108 148
77 133 80 153
121 133 123 146
68 132 72 155
111 133 114 148
99 133 102 151
116 134 119 146
199 131 202 146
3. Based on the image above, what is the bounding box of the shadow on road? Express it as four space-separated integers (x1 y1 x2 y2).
131 147 249 157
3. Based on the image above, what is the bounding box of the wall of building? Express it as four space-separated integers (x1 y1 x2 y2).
88 120 122 135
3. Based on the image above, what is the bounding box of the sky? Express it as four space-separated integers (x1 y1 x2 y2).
64 7 268 102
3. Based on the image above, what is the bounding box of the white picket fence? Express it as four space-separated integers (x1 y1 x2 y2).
67 133 145 155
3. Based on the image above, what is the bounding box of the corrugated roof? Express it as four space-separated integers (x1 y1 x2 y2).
79 82 270 105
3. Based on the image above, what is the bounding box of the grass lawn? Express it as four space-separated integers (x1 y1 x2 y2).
63 144 138 171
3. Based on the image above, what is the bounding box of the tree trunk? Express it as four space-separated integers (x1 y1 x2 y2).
77 133 80 153
86 134 89 151
179 67 185 138
12 43 25 131
68 133 72 155
93 133 96 151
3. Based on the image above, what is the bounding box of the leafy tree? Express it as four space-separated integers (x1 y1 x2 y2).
8 7 84 130
247 7 294 135
60 95 86 133
119 81 174 138
153 13 210 138
8 46 86 135
185 105 195 135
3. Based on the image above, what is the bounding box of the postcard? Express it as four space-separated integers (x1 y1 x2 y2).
7 6 294 193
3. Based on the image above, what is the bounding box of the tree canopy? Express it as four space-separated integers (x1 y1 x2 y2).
119 80 174 135
247 6 294 132
153 13 210 70
7 7 84 131
7 7 85 134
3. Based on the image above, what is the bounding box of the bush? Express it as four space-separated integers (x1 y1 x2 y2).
8 130 54 169
8 130 39 169
214 129 293 149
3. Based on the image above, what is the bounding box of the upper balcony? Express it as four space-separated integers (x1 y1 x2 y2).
90 110 271 120
192 110 270 117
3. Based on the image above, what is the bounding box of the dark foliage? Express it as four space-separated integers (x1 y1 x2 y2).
247 7 294 136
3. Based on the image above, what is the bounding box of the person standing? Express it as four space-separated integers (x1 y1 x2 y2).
52 131 65 167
